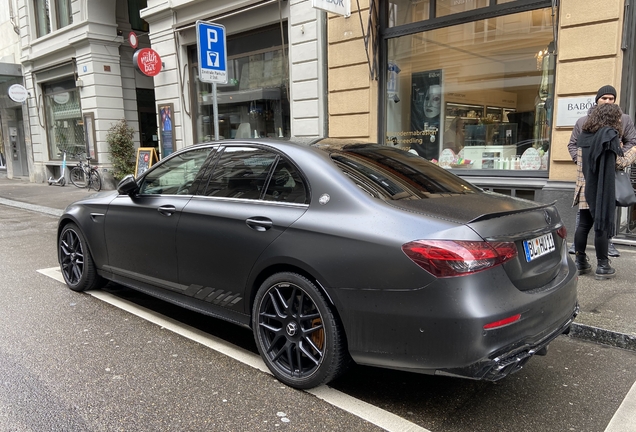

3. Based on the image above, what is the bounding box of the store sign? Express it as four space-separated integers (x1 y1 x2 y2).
312 0 350 17
133 48 162 77
8 84 28 103
556 95 596 127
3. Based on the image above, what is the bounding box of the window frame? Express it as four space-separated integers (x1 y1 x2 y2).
199 145 309 204
138 147 214 196
33 0 73 38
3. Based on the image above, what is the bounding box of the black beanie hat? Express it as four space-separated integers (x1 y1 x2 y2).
596 85 617 103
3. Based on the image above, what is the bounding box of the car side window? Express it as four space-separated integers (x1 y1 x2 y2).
139 148 212 195
263 157 308 204
203 147 277 199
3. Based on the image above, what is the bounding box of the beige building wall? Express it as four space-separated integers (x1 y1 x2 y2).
550 0 625 181
327 0 377 141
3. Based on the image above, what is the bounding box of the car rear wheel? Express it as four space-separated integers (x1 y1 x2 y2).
58 223 105 292
252 272 348 389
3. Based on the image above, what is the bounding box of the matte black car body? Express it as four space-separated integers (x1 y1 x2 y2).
58 138 578 388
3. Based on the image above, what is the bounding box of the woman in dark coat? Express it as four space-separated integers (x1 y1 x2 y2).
572 103 624 279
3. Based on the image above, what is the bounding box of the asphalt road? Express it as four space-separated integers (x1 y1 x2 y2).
2 204 636 432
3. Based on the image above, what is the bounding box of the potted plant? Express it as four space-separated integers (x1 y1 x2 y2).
107 119 136 182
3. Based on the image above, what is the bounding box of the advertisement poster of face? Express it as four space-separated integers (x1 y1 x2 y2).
410 70 442 161
159 104 174 157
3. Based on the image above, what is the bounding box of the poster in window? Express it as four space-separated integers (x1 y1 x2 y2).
159 103 174 158
410 69 442 161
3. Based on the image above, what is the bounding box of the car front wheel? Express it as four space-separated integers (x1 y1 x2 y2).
58 223 105 292
252 272 348 389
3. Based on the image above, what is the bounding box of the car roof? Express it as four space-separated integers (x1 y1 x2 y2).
182 137 380 156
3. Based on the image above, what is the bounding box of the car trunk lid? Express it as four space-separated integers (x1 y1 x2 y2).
389 192 566 291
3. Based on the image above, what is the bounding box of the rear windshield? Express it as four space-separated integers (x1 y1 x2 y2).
331 145 479 200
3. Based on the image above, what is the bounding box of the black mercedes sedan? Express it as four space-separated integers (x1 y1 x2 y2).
57 138 578 389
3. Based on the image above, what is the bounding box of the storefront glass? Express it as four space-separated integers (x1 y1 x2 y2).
388 0 430 27
43 79 84 160
190 25 290 143
436 0 489 18
385 7 555 173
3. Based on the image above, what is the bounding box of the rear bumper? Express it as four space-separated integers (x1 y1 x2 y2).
435 303 579 381
333 249 579 378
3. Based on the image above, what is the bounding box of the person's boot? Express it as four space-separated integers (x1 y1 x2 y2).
608 243 621 257
595 259 616 280
568 243 575 254
575 252 591 275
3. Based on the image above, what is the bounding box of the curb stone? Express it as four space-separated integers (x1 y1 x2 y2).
569 323 636 352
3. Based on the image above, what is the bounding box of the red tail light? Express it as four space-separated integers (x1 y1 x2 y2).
402 240 518 278
556 226 567 239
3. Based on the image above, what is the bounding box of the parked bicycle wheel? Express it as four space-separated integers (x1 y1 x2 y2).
70 166 87 188
89 169 102 191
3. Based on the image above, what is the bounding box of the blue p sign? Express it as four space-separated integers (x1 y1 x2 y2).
196 21 227 84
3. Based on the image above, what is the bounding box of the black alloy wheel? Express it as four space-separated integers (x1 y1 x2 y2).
58 223 105 292
252 272 348 389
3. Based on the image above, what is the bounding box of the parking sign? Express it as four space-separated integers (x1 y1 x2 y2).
196 21 227 84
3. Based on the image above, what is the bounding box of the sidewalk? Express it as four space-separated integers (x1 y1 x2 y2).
1 171 635 351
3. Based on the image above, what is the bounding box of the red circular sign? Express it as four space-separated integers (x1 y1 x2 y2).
129 31 138 49
133 48 162 77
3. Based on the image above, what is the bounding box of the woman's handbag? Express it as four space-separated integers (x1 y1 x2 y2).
615 168 636 206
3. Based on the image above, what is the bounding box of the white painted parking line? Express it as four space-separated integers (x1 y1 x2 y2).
38 267 429 432
605 380 636 432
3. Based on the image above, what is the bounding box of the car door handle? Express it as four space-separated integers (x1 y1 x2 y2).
246 217 273 232
157 205 177 216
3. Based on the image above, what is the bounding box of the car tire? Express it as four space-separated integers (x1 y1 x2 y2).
252 272 348 389
58 223 105 292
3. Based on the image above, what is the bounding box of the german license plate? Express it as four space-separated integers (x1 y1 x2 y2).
523 233 555 262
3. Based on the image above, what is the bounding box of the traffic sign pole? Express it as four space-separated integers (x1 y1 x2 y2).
213 83 219 141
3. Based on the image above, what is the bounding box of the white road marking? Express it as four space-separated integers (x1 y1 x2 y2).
605 380 636 432
38 267 429 432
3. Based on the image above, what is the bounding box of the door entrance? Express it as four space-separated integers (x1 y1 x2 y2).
137 88 158 151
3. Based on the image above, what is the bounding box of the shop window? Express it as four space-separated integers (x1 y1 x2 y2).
388 0 430 27
436 0 489 18
385 7 555 173
34 0 73 38
43 79 84 160
189 24 291 143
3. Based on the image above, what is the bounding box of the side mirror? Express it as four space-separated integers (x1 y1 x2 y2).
117 174 139 195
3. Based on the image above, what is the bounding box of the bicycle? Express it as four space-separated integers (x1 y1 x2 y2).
69 153 102 191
